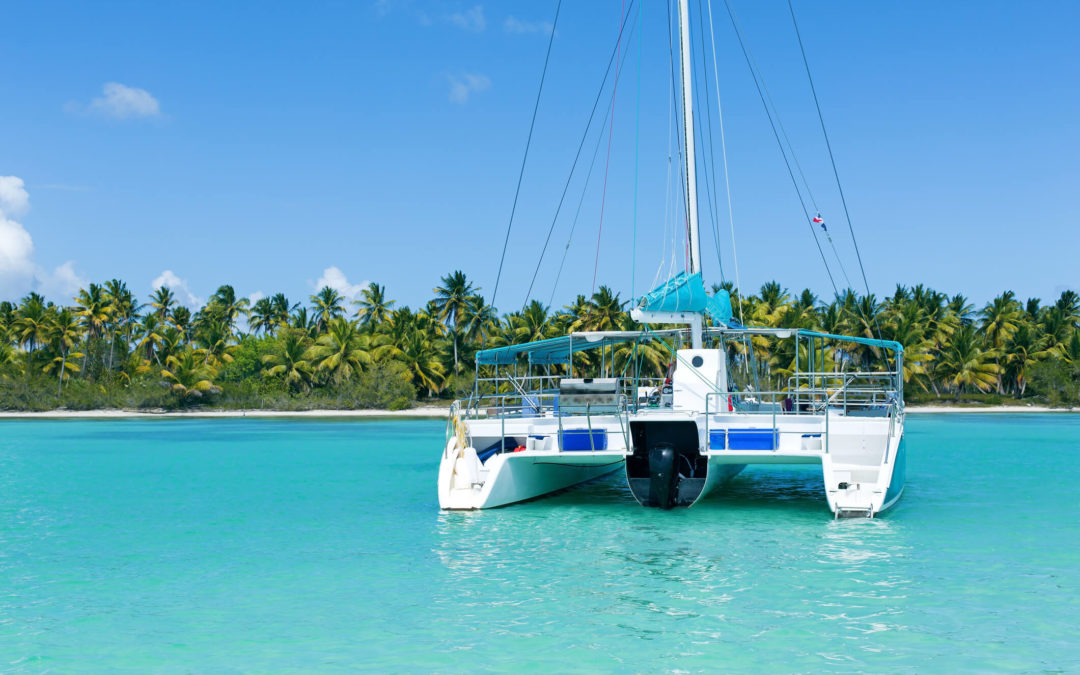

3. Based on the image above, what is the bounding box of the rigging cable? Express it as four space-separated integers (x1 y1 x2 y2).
631 0 643 300
523 0 638 307
548 17 642 308
722 0 838 296
787 0 891 368
694 0 727 283
705 0 745 324
787 0 869 297
666 0 692 273
591 0 631 296
727 10 852 291
490 0 563 311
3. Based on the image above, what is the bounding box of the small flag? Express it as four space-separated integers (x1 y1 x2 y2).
812 214 826 231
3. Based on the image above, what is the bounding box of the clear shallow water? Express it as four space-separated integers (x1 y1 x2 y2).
1 415 1077 672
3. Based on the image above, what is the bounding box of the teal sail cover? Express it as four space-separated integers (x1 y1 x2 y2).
636 271 735 326
706 289 733 325
637 271 707 313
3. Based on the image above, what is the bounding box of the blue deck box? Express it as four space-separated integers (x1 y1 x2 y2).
560 428 608 451
712 428 777 450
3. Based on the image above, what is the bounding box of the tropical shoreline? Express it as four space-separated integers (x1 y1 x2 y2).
1 403 1078 419
0 406 451 419
906 404 1078 413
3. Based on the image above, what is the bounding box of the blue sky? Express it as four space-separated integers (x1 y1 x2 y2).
1 0 1078 313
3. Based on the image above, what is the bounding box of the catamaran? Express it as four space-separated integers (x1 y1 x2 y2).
437 0 905 517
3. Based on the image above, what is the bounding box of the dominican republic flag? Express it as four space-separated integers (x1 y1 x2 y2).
812 214 826 231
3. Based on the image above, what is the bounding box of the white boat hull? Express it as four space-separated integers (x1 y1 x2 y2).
439 410 905 516
439 440 624 510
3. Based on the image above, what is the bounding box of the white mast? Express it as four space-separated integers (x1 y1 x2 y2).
678 0 702 276
631 0 704 348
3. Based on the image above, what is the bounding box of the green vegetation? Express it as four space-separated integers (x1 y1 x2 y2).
1 274 1078 410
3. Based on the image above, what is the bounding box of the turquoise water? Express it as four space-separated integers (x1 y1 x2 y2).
1 415 1078 672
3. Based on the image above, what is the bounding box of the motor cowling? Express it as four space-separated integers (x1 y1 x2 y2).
647 443 679 509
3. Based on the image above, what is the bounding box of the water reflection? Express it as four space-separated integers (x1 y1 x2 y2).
430 464 917 667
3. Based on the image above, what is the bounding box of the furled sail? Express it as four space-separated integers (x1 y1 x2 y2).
636 271 734 326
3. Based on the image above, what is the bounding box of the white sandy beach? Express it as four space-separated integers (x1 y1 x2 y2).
0 404 1076 419
905 405 1078 414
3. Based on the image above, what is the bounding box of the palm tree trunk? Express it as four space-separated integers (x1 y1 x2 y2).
58 352 66 396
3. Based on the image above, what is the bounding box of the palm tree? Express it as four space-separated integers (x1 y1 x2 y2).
75 283 112 341
171 306 193 340
105 279 138 372
44 308 84 394
462 295 499 345
884 302 935 388
937 325 1001 395
1003 322 1052 396
149 286 176 320
432 271 477 376
512 300 551 344
269 293 295 328
571 286 626 332
980 291 1023 392
161 350 220 402
262 331 313 392
310 286 345 334
157 326 185 365
13 294 51 355
208 285 249 334
305 317 371 384
1055 290 1080 327
196 328 235 367
249 297 276 336
398 331 446 395
355 283 395 330
136 313 166 365
291 307 317 339
0 300 15 332
0 332 20 378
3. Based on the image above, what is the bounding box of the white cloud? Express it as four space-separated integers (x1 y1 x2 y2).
151 270 201 307
504 16 552 34
38 261 87 302
69 82 161 119
0 177 89 303
448 73 491 104
450 5 486 31
248 291 266 304
0 176 30 216
312 266 369 302
0 209 36 300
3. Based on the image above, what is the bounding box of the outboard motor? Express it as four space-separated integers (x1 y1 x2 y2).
626 420 708 508
647 443 679 509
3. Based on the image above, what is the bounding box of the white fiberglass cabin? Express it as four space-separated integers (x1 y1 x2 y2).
438 320 905 517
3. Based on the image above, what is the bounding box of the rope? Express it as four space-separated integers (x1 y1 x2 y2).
523 0 638 307
591 0 630 296
705 0 744 325
490 0 563 310
722 0 838 297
